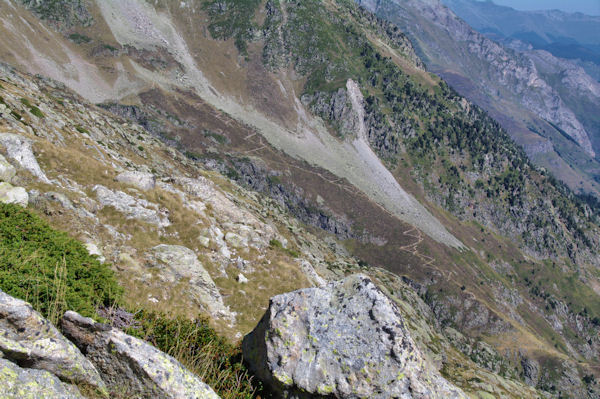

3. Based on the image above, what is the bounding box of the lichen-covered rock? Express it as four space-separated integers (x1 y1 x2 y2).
147 245 233 320
93 184 170 227
0 182 28 207
0 154 16 182
0 134 50 183
0 290 106 391
116 171 156 191
243 274 466 398
61 311 221 399
0 358 84 399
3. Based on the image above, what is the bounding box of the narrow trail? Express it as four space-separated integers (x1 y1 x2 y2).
240 127 457 284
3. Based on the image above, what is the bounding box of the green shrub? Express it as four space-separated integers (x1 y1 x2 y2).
129 311 259 399
0 203 122 324
68 33 91 44
270 238 300 258
75 124 88 133
20 98 45 118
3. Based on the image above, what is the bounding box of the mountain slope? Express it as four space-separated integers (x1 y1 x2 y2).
356 0 600 198
1 0 600 397
0 61 545 399
443 0 600 68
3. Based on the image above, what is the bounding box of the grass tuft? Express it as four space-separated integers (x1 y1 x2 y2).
129 311 260 399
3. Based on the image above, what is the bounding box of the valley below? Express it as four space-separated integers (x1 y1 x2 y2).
0 0 599 398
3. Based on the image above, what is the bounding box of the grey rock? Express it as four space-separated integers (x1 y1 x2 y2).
147 245 233 320
0 290 106 391
61 311 221 399
520 356 540 387
93 184 170 227
0 154 15 182
116 171 156 191
0 182 28 207
225 231 246 249
85 243 106 263
0 134 51 183
0 358 84 399
243 274 466 398
237 273 248 284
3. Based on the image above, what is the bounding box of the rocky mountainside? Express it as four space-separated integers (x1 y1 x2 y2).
0 0 599 397
442 0 600 74
0 64 540 398
356 0 600 198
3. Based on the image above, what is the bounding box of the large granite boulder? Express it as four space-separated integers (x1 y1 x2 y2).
0 290 106 391
0 182 28 207
0 358 85 399
243 274 466 399
61 311 221 399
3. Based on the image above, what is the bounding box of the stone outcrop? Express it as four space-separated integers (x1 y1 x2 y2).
61 311 221 399
0 290 106 391
0 134 51 183
93 184 170 227
0 182 28 207
116 171 156 191
146 245 233 320
243 274 465 398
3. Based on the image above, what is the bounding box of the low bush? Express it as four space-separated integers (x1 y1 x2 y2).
0 203 122 324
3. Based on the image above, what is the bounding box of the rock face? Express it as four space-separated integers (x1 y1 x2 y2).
0 154 16 182
521 356 540 387
0 358 84 399
243 274 465 398
0 290 106 391
0 182 28 207
116 171 156 191
61 311 221 399
147 245 232 320
0 134 51 183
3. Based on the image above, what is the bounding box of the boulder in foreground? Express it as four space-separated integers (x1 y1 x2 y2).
62 311 221 399
242 274 466 398
0 290 106 391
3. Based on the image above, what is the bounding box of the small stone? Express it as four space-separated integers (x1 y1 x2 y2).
116 171 156 191
225 232 246 249
85 243 106 263
0 182 28 207
199 236 211 248
0 154 16 183
237 273 249 284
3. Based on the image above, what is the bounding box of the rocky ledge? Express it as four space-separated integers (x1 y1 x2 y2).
0 289 221 399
